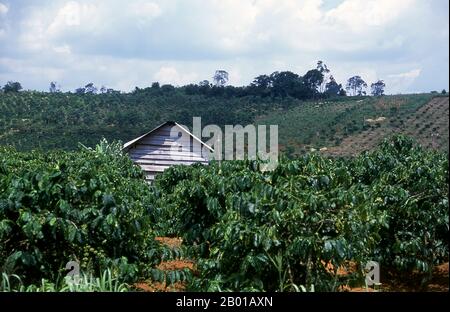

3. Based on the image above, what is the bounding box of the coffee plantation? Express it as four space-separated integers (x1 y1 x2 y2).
0 136 448 291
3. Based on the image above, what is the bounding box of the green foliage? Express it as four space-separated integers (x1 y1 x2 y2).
0 141 159 285
1 269 129 292
151 135 448 291
0 89 442 157
0 135 447 292
346 76 368 96
0 90 285 151
2 81 22 93
353 136 449 273
257 93 437 153
150 268 193 286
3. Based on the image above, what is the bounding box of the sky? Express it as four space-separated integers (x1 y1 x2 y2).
0 0 448 94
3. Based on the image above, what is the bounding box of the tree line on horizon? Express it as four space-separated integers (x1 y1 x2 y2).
1 61 447 99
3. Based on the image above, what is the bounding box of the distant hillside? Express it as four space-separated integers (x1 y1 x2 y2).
325 96 449 156
257 94 449 155
0 90 291 150
0 90 447 155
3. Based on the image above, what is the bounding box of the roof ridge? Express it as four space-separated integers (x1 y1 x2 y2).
123 121 214 152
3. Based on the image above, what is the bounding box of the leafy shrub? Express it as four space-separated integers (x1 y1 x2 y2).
151 135 448 291
353 136 449 275
1 269 129 292
1 135 447 292
0 141 159 285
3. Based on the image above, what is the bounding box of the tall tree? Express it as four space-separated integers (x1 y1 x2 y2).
251 74 272 89
316 61 330 93
303 69 324 98
75 87 85 94
213 70 229 87
49 81 61 93
371 80 386 96
325 75 342 96
84 83 97 94
249 74 272 97
346 76 367 96
160 84 175 92
3 81 22 93
270 71 302 98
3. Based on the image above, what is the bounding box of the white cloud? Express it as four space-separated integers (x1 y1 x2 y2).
386 68 422 93
153 66 199 86
0 2 8 39
208 0 260 52
326 0 414 31
0 2 8 15
19 9 49 51
388 69 421 79
0 0 447 94
14 0 421 57
56 1 81 26
53 44 71 54
296 0 324 23
0 57 66 83
47 1 99 35
128 1 161 21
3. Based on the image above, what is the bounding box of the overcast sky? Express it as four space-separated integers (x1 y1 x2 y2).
0 0 448 94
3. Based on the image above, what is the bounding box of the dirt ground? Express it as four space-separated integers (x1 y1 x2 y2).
134 237 193 292
349 262 449 292
134 237 449 292
380 262 448 292
427 262 449 292
154 236 183 249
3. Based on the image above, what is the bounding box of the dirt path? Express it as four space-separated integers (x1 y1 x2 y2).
133 237 194 292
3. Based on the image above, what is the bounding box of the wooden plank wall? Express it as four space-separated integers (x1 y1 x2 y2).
127 124 209 182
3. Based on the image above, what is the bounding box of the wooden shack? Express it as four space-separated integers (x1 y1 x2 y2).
123 121 213 183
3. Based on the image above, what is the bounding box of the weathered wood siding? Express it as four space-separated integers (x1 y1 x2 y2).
126 124 209 182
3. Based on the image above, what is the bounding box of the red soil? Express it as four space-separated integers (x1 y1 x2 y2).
133 237 194 292
137 238 449 292
155 236 183 249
